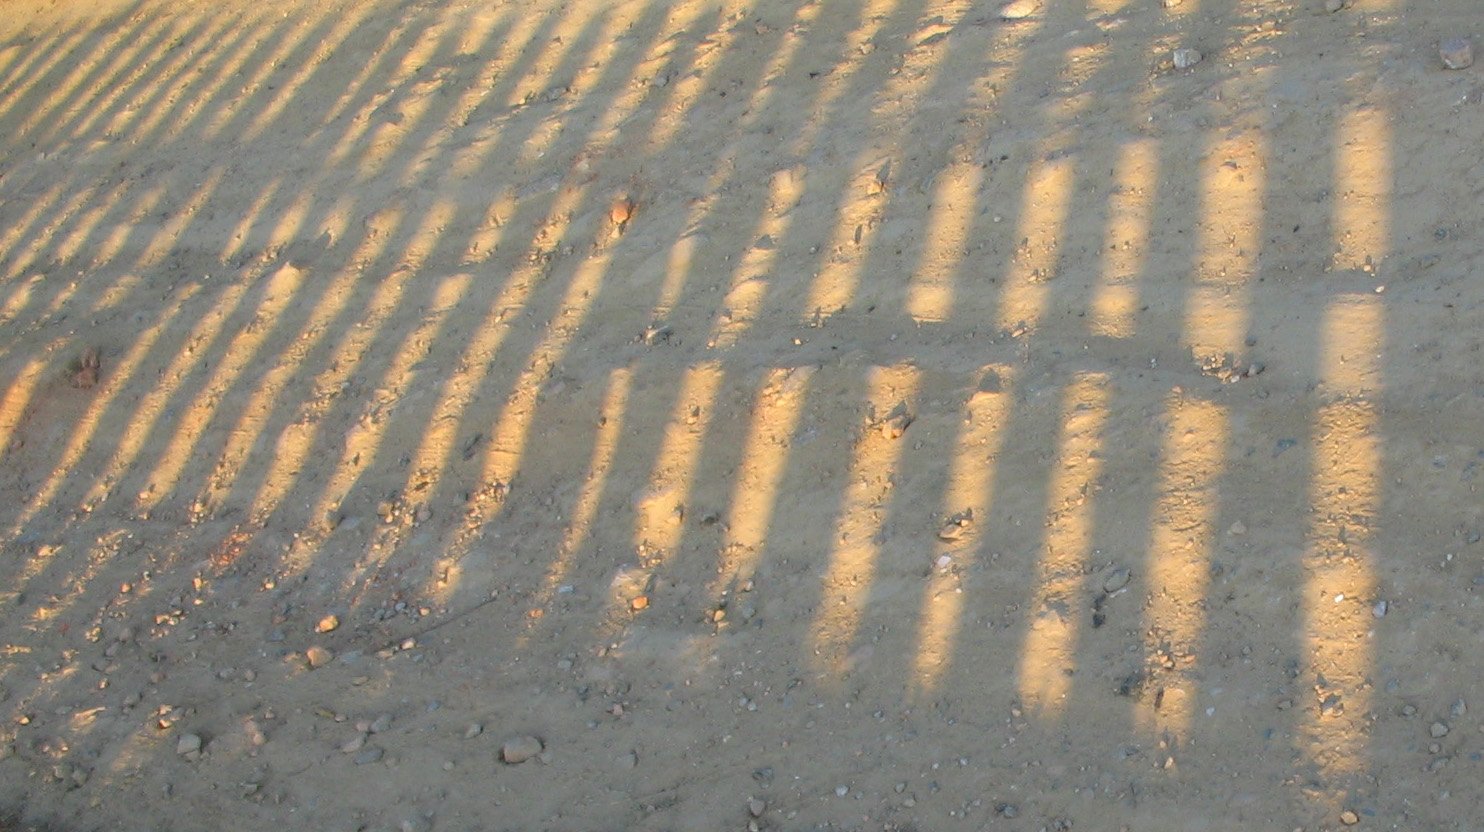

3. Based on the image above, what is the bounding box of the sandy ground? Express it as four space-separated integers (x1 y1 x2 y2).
1 0 1483 829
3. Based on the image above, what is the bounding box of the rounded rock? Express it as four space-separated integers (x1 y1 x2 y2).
501 735 544 764
998 0 1037 20
305 646 334 669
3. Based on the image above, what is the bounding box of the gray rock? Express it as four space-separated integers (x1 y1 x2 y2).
1103 568 1131 593
1442 37 1474 70
501 735 544 764
1431 721 1450 738
355 746 384 765
748 798 766 817
176 733 202 755
1173 48 1202 70
369 713 393 734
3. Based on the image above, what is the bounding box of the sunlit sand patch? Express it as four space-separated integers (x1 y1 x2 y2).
1018 372 1107 719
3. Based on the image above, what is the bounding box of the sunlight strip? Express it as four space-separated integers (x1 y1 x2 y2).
711 365 811 596
1091 138 1156 338
1139 395 1224 734
907 162 984 322
912 365 1015 692
522 367 630 628
812 364 917 679
635 361 724 556
1302 294 1383 778
1017 372 1108 718
997 156 1074 332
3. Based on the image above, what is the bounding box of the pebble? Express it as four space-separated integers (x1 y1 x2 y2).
1325 0 1346 11
609 196 637 226
316 615 340 633
355 746 383 765
1442 37 1474 70
1173 48 1202 69
999 803 1020 819
1372 600 1388 618
244 720 267 746
835 785 849 797
1453 699 1468 718
748 798 766 817
370 714 394 734
1103 568 1131 593
501 735 544 764
998 0 1037 19
176 733 202 756
340 734 367 753
305 646 334 668
617 750 638 769
1340 810 1359 825
1432 721 1450 738
464 723 483 739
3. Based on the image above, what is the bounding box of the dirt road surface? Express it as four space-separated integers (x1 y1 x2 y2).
1 0 1483 829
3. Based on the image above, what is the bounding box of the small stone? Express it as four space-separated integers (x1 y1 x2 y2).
1431 721 1450 738
748 798 766 817
176 733 202 755
316 615 340 633
1321 693 1344 717
355 746 383 765
1441 37 1474 70
630 595 649 611
1452 699 1467 718
1103 568 1131 593
835 785 849 797
501 735 544 764
617 750 638 769
1372 600 1388 618
999 803 1020 819
1163 0 1181 6
340 734 366 753
609 196 636 226
1227 520 1247 536
1173 48 1202 69
1340 810 1359 825
305 646 334 668
244 720 267 746
1325 0 1346 11
998 0 1037 19
464 723 483 739
370 714 393 734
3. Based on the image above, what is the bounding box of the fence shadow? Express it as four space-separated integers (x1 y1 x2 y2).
0 0 1479 829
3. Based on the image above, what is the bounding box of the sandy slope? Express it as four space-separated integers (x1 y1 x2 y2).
1 0 1484 829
